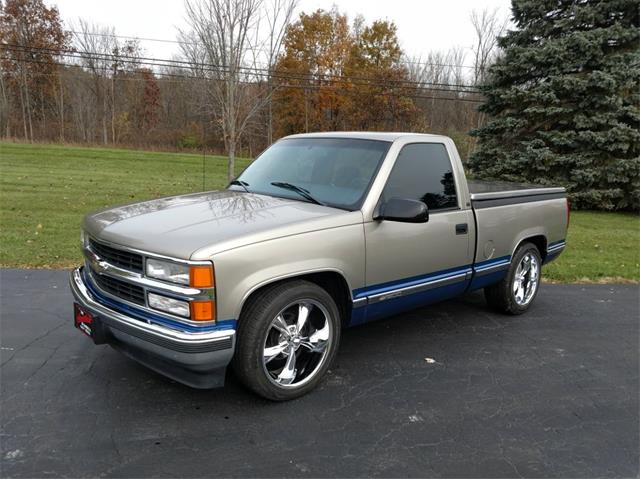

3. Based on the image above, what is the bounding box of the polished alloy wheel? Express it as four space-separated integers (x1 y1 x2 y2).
513 252 539 306
262 299 332 388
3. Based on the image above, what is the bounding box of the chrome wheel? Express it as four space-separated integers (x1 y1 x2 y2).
513 252 539 306
262 299 333 388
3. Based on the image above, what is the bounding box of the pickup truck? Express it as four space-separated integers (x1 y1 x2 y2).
69 132 568 400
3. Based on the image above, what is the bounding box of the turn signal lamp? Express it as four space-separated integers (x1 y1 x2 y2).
191 300 215 321
190 265 214 288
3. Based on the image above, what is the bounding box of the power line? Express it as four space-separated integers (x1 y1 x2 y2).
2 43 482 94
3 43 481 91
0 54 485 104
1 55 485 104
68 29 478 70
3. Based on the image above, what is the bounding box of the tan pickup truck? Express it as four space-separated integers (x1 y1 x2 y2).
70 132 568 400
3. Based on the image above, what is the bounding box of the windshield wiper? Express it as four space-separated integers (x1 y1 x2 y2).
228 179 251 193
270 181 326 206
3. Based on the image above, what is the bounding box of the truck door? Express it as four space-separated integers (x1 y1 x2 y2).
360 142 475 321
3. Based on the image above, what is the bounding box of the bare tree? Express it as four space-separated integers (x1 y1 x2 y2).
263 0 298 144
54 64 64 141
74 19 115 144
110 39 143 143
470 7 507 133
470 8 507 86
406 49 476 132
73 20 143 144
447 46 467 87
0 62 9 138
183 0 267 181
66 66 94 142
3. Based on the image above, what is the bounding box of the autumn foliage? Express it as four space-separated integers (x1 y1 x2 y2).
273 9 421 136
0 0 482 157
0 0 71 140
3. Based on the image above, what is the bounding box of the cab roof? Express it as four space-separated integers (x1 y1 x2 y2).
282 131 445 143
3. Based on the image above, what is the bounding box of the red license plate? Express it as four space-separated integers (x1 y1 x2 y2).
74 303 94 338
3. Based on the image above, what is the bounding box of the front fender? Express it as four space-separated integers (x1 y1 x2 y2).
211 224 366 322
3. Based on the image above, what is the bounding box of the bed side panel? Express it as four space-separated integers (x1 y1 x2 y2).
473 197 568 264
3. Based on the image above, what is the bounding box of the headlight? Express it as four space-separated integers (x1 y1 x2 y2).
148 292 190 318
80 230 87 247
147 293 215 321
146 258 190 285
146 258 214 288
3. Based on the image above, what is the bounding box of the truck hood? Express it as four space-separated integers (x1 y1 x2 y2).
83 190 362 260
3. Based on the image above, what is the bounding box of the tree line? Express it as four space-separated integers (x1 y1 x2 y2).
1 0 637 210
0 0 501 176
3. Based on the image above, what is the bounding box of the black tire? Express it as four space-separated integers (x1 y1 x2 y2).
232 280 341 401
484 242 542 315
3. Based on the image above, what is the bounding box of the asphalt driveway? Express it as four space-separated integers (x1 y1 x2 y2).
1 268 638 478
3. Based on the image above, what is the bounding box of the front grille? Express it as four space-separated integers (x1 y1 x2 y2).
92 272 146 306
89 239 143 273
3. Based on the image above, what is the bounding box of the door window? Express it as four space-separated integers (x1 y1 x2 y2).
381 143 458 211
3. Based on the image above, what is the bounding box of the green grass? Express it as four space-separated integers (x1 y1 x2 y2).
542 210 639 283
1 142 638 283
0 142 250 268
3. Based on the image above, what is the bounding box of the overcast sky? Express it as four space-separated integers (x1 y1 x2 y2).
46 0 511 67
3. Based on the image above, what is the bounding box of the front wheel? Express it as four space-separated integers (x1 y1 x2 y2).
484 242 542 315
232 280 341 401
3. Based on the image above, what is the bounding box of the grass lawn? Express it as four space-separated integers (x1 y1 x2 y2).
543 210 639 283
1 142 638 282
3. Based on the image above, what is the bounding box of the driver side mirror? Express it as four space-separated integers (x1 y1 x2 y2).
375 197 429 223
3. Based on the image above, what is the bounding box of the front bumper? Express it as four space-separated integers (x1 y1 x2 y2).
69 267 235 388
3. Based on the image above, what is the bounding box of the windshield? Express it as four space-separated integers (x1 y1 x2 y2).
233 138 391 210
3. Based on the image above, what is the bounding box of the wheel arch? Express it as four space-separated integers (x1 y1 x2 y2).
236 269 354 327
511 234 547 262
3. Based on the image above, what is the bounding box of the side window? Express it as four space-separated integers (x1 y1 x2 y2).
382 143 458 211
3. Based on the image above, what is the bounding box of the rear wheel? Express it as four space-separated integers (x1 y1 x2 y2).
485 242 542 315
232 280 341 401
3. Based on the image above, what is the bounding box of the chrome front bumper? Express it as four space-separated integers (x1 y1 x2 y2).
69 267 235 388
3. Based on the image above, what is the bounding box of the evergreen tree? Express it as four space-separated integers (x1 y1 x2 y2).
468 0 639 211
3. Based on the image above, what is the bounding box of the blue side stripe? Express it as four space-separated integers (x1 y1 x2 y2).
474 255 511 269
357 276 469 325
83 270 236 333
355 242 565 306
548 239 566 248
353 264 473 300
353 255 513 302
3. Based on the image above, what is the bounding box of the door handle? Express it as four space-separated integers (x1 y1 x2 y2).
455 223 468 235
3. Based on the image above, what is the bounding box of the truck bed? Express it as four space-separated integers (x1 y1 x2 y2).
468 180 566 208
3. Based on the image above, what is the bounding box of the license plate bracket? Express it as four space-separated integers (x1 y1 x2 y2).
74 303 108 344
74 303 94 338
